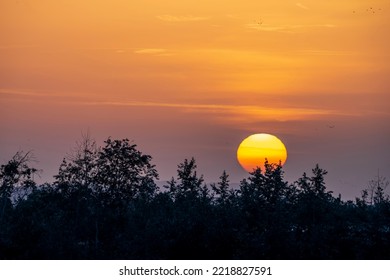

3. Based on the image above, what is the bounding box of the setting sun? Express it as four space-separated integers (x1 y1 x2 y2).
237 133 287 173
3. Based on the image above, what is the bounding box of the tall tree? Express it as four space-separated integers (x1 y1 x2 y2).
359 172 389 205
55 136 159 201
0 151 38 257
95 138 159 202
55 133 98 189
0 151 37 219
166 158 207 201
211 170 231 205
239 160 288 206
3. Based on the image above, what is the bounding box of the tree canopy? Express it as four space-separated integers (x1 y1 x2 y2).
1 137 389 259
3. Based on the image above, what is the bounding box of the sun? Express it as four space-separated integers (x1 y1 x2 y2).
237 133 287 173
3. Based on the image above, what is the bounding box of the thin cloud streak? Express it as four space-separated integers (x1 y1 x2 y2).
296 3 310 10
0 88 50 97
156 15 209 22
296 49 356 56
245 23 336 32
85 100 354 122
0 88 95 102
0 44 39 50
134 48 168 55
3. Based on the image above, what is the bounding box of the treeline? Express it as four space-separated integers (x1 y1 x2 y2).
1 137 389 259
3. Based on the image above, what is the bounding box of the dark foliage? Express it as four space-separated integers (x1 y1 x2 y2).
1 139 390 259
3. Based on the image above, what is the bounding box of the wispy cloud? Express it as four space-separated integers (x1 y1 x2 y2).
0 44 39 50
134 48 168 55
156 15 209 22
85 100 347 122
245 23 335 33
225 14 243 20
0 88 48 97
296 3 309 10
297 49 355 56
0 88 90 103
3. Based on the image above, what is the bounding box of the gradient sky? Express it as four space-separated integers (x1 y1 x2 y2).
1 0 389 199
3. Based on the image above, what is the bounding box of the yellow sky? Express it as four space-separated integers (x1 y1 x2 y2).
1 0 389 197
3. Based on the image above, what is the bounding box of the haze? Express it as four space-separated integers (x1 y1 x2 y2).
1 0 389 199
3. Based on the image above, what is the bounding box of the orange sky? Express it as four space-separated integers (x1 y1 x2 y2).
1 0 389 199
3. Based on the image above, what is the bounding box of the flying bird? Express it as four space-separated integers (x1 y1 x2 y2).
254 18 263 25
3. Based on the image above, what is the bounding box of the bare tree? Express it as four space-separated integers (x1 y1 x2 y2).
55 132 99 188
365 171 389 205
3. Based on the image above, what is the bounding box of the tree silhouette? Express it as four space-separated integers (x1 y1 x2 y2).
55 137 159 202
358 172 389 206
55 133 98 189
211 170 233 205
238 160 288 208
165 158 208 201
1 143 390 259
0 151 38 258
95 138 159 202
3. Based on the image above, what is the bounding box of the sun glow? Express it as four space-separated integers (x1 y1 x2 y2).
237 133 287 172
